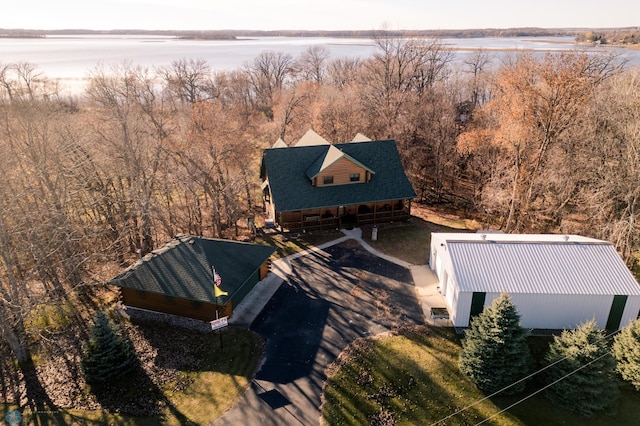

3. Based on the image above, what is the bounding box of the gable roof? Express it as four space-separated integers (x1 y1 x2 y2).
272 138 287 148
262 139 416 212
294 129 330 146
109 235 276 304
352 133 372 142
435 233 640 296
305 144 375 180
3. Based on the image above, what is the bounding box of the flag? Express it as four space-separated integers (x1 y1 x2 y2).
212 266 222 287
212 265 227 297
214 285 228 297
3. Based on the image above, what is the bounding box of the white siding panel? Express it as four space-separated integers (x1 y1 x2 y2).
506 294 612 329
621 295 640 328
435 254 443 280
445 274 455 310
452 290 471 327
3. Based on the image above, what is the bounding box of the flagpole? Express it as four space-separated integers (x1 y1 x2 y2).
213 266 223 351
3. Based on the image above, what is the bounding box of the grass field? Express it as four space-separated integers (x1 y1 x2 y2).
321 326 640 425
322 327 523 425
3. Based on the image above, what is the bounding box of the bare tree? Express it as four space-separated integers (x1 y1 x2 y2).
294 45 331 84
327 56 362 89
461 52 624 231
359 31 453 138
244 51 294 119
85 63 175 256
581 70 640 265
158 58 213 104
463 49 493 106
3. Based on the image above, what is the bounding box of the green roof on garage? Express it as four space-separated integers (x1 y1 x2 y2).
109 235 276 303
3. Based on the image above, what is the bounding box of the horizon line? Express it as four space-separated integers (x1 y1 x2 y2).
1 26 637 33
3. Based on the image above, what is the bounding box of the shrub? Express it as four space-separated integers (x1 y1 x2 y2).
81 311 138 385
544 320 618 416
459 292 532 394
612 318 640 390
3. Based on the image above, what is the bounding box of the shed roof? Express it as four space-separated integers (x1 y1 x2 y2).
436 233 640 296
262 139 416 212
109 235 276 304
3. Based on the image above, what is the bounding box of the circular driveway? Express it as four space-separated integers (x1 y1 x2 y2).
215 239 424 425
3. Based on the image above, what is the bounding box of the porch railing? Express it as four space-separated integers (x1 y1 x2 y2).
281 208 410 231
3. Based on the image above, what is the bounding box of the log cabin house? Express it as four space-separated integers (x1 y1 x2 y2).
260 131 416 231
109 235 276 321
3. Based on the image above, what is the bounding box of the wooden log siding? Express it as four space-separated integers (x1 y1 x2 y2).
121 287 233 321
315 157 369 186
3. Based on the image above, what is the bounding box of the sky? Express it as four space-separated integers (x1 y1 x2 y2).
2 0 638 31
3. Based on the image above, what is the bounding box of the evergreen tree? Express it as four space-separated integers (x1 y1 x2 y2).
545 320 618 416
82 311 138 384
612 318 640 390
459 292 532 394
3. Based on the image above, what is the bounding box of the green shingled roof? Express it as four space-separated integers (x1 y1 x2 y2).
109 235 276 304
262 139 416 212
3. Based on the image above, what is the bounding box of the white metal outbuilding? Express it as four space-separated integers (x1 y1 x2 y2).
429 232 640 330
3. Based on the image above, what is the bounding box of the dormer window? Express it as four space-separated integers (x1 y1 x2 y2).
323 176 334 185
350 173 361 182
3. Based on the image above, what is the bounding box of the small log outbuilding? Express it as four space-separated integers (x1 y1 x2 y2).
109 235 276 321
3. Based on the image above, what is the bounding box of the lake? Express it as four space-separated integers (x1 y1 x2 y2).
0 35 637 93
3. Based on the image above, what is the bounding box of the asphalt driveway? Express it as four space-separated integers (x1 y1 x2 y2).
215 239 424 425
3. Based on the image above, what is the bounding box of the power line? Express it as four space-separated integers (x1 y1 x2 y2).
474 351 614 426
429 328 620 426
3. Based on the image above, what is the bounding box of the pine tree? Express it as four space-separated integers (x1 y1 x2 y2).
612 318 640 390
459 292 532 394
544 320 618 416
82 311 138 385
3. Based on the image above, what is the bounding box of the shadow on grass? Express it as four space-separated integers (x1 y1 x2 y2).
18 361 67 426
87 363 195 425
322 324 508 425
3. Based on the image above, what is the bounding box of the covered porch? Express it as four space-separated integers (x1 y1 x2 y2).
277 199 412 231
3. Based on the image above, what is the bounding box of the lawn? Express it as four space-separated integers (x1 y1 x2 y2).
361 208 478 265
2 327 263 425
255 229 343 258
322 326 523 425
363 223 433 265
321 326 640 425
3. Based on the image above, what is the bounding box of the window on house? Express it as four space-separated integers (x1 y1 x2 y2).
350 173 361 182
323 176 334 185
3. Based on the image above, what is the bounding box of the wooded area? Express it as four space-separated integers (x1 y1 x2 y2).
0 33 638 406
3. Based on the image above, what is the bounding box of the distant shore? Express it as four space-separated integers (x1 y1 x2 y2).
0 27 638 46
0 26 634 39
